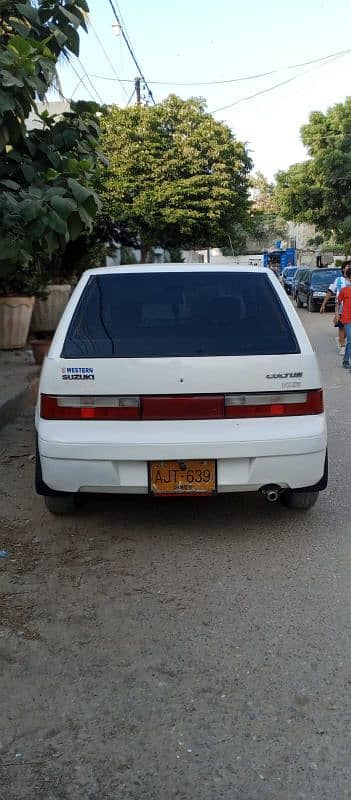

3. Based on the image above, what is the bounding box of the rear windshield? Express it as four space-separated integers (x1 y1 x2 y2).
311 269 341 286
284 268 297 278
62 272 300 358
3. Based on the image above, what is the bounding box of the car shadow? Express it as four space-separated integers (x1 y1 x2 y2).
66 489 330 547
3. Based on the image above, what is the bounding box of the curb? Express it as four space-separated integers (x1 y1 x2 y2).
0 373 39 431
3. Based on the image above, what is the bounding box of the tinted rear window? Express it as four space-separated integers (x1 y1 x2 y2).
62 272 300 358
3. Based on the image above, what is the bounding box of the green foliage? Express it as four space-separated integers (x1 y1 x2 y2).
120 247 137 265
276 97 351 248
250 171 287 245
50 212 137 280
0 102 101 293
0 0 89 148
166 246 184 263
251 171 278 214
0 1 103 294
97 95 252 260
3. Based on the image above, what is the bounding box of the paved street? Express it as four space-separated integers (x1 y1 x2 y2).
1 308 351 800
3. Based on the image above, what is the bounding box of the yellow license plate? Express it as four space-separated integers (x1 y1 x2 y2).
150 460 216 495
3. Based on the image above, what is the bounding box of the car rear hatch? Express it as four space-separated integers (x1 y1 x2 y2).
40 268 322 405
39 268 323 455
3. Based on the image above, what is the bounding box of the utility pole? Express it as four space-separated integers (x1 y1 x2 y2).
135 77 141 105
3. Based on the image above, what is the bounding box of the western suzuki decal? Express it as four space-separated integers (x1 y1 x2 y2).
266 372 303 379
61 367 95 381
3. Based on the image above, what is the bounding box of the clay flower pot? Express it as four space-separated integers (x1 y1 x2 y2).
31 284 71 334
0 296 34 349
30 338 52 366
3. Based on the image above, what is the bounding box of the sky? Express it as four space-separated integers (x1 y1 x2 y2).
57 0 351 179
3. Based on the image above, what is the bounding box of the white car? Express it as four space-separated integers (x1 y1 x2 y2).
35 265 328 514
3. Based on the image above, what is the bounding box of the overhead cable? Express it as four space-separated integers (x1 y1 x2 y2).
90 45 351 88
107 0 155 103
77 59 104 104
69 61 99 103
211 52 350 114
211 74 306 113
89 20 130 101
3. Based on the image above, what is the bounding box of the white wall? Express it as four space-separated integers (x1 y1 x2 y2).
26 101 70 131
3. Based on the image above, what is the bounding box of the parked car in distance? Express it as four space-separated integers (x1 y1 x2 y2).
291 268 308 301
282 266 297 294
35 264 327 515
296 267 342 312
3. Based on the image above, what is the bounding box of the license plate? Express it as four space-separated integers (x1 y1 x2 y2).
149 460 216 495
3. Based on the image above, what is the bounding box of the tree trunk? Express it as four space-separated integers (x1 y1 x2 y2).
140 244 150 264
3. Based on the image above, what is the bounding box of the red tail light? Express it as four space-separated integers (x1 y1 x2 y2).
41 395 140 420
41 390 323 421
224 389 323 418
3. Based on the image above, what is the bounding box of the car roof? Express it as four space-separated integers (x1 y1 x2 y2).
79 263 273 278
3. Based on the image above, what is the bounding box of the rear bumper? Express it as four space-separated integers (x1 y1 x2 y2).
37 416 327 494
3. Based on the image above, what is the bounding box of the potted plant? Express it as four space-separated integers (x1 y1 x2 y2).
0 265 45 350
0 294 34 349
30 334 52 365
32 245 78 335
31 283 72 336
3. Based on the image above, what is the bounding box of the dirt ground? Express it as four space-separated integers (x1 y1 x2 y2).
1 311 351 800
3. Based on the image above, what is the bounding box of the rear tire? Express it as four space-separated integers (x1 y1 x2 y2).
296 293 303 308
281 490 319 510
308 294 317 312
44 495 79 515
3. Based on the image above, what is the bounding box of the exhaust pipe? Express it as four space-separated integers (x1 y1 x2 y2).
261 485 280 503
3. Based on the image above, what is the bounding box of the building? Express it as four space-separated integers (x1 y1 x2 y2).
26 101 71 131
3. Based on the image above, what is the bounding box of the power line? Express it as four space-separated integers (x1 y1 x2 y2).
77 59 104 104
211 74 306 114
89 19 130 102
106 0 155 104
210 52 350 114
71 74 86 99
68 61 99 103
126 88 136 107
150 46 351 84
90 70 275 85
90 45 351 88
113 0 133 53
289 47 351 70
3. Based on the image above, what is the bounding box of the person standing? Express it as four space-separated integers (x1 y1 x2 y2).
335 266 351 369
320 260 351 355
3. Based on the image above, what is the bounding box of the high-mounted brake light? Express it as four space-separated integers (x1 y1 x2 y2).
41 389 323 420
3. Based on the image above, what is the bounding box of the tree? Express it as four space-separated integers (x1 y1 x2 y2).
276 97 351 249
0 0 89 148
97 95 252 261
54 211 137 279
250 171 287 245
251 171 278 213
0 1 101 293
